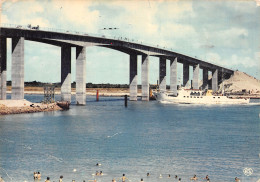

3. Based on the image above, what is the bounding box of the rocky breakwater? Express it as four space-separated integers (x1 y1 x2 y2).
0 99 63 115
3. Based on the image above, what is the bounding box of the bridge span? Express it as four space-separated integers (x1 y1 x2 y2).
0 24 233 105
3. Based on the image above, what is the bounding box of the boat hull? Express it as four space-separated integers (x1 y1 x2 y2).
155 92 250 105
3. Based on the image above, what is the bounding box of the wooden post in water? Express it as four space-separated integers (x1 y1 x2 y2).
124 95 127 107
96 90 99 101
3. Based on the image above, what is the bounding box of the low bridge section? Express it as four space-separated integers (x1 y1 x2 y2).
0 25 233 104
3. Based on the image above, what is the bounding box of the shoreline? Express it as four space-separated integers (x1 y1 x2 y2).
0 100 63 115
5 90 260 99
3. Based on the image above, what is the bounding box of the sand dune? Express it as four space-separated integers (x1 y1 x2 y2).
219 71 260 93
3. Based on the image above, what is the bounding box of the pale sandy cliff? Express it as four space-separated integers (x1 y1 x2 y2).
219 71 260 93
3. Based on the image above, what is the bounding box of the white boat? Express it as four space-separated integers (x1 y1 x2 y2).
154 88 250 104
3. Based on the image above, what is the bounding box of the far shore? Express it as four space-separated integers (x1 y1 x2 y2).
6 87 142 97
5 86 260 99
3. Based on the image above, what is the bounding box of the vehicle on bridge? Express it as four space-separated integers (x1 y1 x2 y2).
154 88 250 104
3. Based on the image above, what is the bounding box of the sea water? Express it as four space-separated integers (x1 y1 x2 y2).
0 95 259 182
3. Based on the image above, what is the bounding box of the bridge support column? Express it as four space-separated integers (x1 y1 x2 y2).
76 46 86 105
183 62 189 88
212 69 218 92
12 37 24 100
170 57 178 95
0 37 7 100
141 54 149 101
61 45 71 102
202 69 208 90
193 64 200 89
159 57 166 92
129 54 138 101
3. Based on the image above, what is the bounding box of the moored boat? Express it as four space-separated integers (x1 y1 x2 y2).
56 101 70 110
154 88 250 104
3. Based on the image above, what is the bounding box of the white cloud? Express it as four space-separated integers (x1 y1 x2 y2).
50 0 100 32
206 52 258 69
161 23 196 39
202 28 249 49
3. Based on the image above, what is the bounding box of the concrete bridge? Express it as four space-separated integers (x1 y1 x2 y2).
0 24 233 105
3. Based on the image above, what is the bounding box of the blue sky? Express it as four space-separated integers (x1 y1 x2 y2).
1 0 260 84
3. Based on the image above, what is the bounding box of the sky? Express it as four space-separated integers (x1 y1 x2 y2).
1 0 260 84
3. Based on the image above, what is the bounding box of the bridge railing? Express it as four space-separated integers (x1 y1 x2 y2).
0 23 233 72
0 23 171 49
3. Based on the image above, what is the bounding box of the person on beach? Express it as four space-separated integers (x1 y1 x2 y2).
0 177 4 182
45 177 50 182
190 174 198 180
59 175 63 182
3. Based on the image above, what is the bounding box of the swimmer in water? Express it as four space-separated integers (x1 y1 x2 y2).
112 178 116 182
45 177 50 182
159 174 162 178
146 173 150 176
235 177 240 182
168 174 171 178
100 171 103 175
88 179 96 182
140 179 143 182
178 178 181 182
59 175 63 182
205 175 210 182
95 171 99 176
37 172 41 180
0 177 4 182
175 175 178 179
190 174 198 181
34 172 37 180
204 175 210 182
121 174 127 182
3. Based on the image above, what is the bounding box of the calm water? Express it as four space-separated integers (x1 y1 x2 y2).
0 95 259 182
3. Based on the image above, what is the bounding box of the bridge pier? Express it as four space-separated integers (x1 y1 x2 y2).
141 54 149 101
202 69 209 90
212 69 218 92
170 57 178 95
193 64 200 89
61 45 72 102
183 62 189 88
129 54 138 101
12 37 24 100
159 57 166 92
0 37 7 100
76 46 86 105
